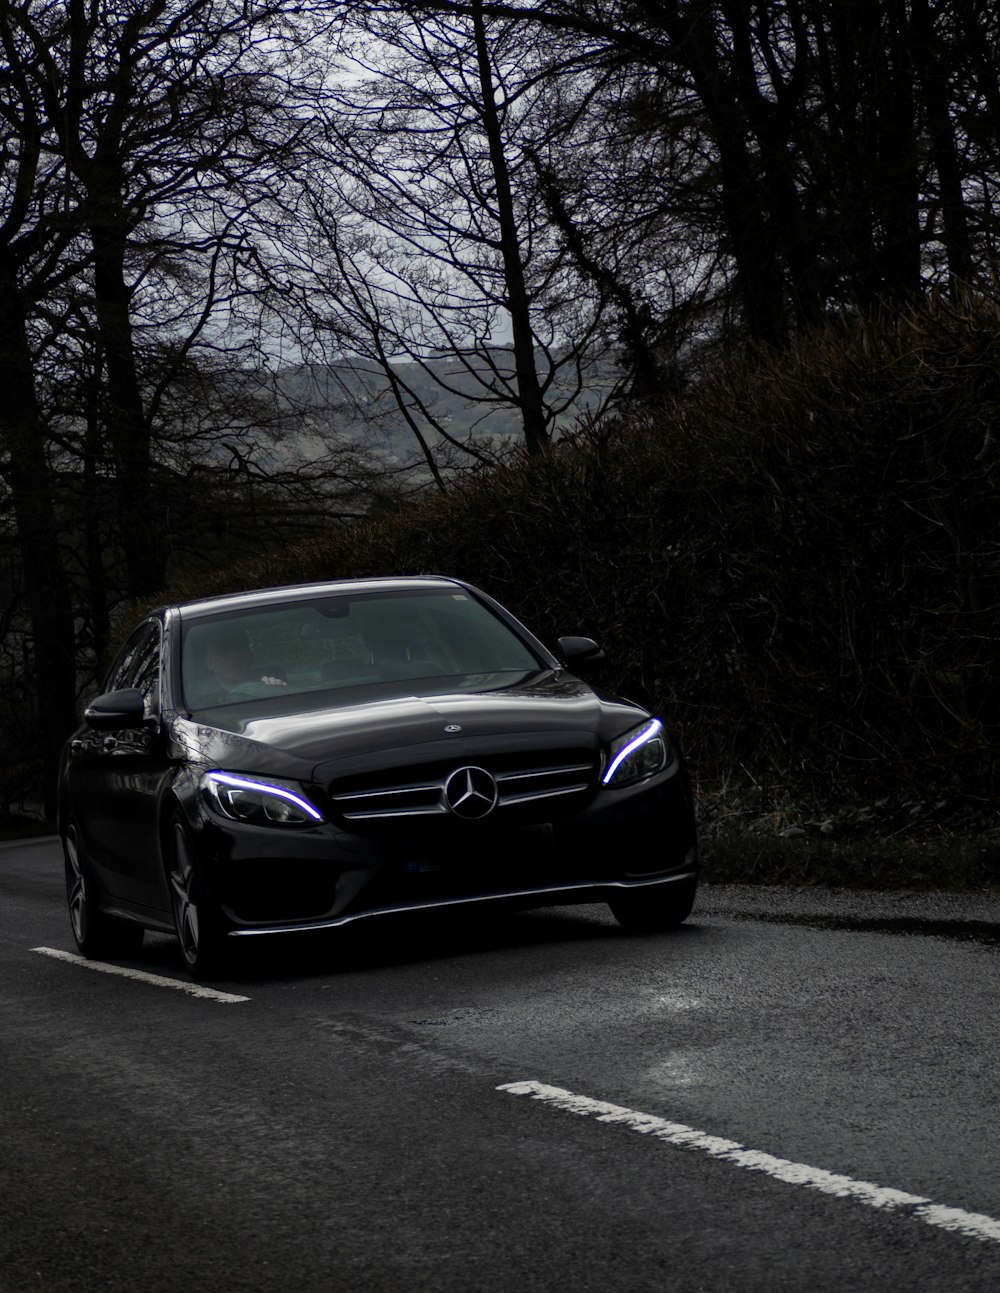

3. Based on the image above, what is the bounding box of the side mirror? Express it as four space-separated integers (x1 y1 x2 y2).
557 635 606 666
84 688 147 731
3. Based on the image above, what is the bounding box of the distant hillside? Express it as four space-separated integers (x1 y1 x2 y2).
273 351 619 461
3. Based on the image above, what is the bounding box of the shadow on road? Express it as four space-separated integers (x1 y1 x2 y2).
727 910 1000 945
126 904 706 986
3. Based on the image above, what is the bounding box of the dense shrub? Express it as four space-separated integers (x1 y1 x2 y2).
151 297 1000 805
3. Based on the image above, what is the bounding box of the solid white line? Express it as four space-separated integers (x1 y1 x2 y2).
32 948 250 1003
497 1080 1000 1245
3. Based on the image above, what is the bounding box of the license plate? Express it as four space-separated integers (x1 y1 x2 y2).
403 853 455 875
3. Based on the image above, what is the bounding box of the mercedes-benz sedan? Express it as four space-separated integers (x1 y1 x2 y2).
59 577 697 977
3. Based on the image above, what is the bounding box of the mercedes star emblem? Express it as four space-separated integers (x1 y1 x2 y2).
444 766 498 819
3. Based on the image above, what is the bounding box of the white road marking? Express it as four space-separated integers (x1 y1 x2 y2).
32 948 250 1003
498 1080 1000 1245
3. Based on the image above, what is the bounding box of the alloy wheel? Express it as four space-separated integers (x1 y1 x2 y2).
65 826 88 944
168 821 201 963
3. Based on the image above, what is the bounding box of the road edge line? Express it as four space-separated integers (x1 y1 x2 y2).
32 947 250 1003
498 1079 1000 1245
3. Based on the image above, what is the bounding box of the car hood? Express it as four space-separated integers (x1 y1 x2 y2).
173 672 646 781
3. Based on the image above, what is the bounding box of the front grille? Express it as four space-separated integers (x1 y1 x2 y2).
330 750 596 823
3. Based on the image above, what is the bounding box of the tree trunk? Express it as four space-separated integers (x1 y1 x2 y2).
874 0 922 298
663 4 790 343
910 0 973 287
0 254 79 821
90 221 168 597
471 0 550 453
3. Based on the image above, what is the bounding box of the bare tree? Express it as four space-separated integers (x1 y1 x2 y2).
0 0 81 813
276 0 619 464
390 0 1000 338
5 0 327 596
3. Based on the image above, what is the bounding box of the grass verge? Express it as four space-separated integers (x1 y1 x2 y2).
699 788 1000 891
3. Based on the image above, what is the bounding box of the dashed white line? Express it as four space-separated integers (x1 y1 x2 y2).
32 947 250 1003
498 1080 1000 1245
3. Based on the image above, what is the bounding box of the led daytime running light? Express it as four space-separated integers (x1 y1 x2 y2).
206 772 323 821
602 719 664 784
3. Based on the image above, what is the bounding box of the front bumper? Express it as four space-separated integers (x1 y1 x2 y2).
190 761 697 938
227 867 700 938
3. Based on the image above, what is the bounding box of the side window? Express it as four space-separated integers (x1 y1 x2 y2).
130 625 162 712
105 622 162 712
105 628 146 693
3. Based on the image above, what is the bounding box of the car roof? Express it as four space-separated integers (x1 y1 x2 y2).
171 576 466 622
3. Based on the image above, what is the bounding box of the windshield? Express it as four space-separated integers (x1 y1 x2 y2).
179 588 543 714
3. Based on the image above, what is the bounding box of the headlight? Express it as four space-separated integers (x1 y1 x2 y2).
603 719 668 786
202 771 324 826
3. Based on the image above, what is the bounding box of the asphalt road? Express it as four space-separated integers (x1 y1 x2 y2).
2 836 1000 1292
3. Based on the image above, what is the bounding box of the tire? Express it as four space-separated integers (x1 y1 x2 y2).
166 813 228 979
608 878 697 932
63 821 145 959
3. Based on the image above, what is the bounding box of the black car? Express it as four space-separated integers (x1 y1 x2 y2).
59 577 697 977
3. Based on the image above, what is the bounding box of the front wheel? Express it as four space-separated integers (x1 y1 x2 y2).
63 821 144 959
166 814 228 979
608 878 697 933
